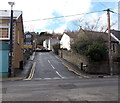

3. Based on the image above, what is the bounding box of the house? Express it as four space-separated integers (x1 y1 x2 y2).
24 32 35 61
43 38 60 51
0 10 24 77
43 39 49 50
24 32 35 53
60 31 78 50
60 29 120 74
60 29 118 51
110 30 120 58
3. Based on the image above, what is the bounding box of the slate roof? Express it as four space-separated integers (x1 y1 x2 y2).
111 30 120 40
64 29 116 42
44 39 60 46
64 31 79 38
0 10 22 19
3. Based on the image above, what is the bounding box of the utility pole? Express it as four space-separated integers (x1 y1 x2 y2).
106 9 113 76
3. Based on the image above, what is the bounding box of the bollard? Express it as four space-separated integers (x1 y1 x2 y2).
81 62 83 70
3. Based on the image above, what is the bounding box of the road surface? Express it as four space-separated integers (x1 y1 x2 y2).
32 52 80 80
1 52 119 102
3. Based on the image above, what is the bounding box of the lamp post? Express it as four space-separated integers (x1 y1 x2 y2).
8 2 15 77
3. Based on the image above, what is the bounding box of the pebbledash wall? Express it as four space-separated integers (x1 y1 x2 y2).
59 50 120 74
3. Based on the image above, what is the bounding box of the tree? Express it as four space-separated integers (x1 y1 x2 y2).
71 36 108 62
72 17 117 32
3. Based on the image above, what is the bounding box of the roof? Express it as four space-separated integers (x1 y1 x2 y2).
0 10 22 19
82 29 109 41
50 39 60 43
111 30 120 44
64 30 108 40
64 29 117 42
25 32 34 35
64 31 79 38
50 35 62 40
44 38 60 44
111 30 120 40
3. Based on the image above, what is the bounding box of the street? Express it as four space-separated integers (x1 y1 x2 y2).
32 52 80 80
0 0 119 102
2 52 119 102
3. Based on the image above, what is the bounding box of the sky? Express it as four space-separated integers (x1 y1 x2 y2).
0 0 119 33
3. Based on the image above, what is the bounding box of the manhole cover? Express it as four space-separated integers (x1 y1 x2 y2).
58 84 77 89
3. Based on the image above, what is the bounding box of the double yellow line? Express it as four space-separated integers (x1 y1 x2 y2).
26 62 36 80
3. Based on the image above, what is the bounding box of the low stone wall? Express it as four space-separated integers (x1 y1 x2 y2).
59 50 88 65
59 50 119 74
87 62 109 74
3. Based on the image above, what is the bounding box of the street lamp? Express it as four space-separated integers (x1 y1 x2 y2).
8 2 15 77
8 2 15 8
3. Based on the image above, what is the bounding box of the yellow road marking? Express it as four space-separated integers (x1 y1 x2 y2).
26 62 36 80
55 55 89 78
62 62 89 78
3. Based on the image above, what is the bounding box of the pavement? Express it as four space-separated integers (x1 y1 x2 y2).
1 52 118 82
1 52 35 82
52 53 119 79
62 60 118 78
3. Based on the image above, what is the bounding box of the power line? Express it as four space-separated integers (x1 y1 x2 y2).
107 9 120 16
113 11 120 15
24 10 105 22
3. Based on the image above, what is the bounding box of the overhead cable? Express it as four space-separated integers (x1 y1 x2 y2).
24 10 105 22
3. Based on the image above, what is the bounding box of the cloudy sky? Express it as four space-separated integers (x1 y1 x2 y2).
0 0 119 33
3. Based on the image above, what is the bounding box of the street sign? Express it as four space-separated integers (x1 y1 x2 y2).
24 45 32 48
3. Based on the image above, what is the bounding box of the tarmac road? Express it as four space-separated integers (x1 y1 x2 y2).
32 52 80 80
1 52 119 102
2 77 118 101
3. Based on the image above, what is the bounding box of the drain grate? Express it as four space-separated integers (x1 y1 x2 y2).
58 84 77 89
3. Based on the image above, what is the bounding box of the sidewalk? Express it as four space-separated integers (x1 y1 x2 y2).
55 54 119 79
1 52 35 82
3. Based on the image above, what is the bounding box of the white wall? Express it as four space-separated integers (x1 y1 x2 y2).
43 39 60 50
60 33 71 50
49 39 60 50
43 40 48 49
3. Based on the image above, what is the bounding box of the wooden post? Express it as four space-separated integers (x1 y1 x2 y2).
107 9 113 75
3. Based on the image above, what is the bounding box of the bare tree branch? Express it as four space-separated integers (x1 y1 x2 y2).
104 21 117 32
72 17 117 32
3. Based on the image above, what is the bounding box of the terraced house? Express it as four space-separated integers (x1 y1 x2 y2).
0 10 24 77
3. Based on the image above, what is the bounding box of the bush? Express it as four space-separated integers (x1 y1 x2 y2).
71 36 108 61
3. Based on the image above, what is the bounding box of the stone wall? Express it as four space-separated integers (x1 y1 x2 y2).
59 50 119 74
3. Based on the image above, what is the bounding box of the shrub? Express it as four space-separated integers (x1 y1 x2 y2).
71 36 108 61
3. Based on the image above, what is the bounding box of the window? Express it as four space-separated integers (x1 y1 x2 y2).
0 23 10 40
26 35 31 38
25 42 32 45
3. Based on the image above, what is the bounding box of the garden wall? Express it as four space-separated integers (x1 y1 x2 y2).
59 50 119 74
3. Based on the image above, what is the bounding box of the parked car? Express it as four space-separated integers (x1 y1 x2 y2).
35 48 41 52
35 48 50 52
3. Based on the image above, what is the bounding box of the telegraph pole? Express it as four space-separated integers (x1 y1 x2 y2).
106 9 113 76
